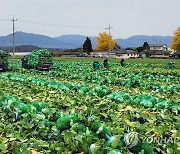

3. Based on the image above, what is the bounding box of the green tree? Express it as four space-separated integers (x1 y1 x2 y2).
126 47 136 51
143 42 150 50
136 42 150 52
136 46 145 52
83 37 93 54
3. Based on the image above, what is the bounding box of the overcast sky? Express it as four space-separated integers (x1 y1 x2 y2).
0 0 180 38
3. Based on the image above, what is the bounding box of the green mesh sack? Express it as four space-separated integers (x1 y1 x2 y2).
17 102 36 114
28 49 52 68
73 123 87 132
56 113 78 131
78 123 87 132
131 141 154 154
93 85 111 97
140 100 153 108
32 101 49 112
0 50 8 63
90 121 111 138
0 96 16 110
105 92 116 100
155 101 170 109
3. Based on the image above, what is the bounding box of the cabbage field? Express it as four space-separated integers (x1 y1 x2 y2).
0 58 180 154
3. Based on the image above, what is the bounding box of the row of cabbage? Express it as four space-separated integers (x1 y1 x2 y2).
0 76 179 153
10 60 180 77
0 59 179 153
8 64 180 102
0 73 179 111
18 61 180 85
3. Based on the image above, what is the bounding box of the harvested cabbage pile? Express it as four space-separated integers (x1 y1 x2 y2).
0 50 8 63
27 49 52 67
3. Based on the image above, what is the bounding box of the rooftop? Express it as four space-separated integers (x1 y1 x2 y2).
149 44 167 47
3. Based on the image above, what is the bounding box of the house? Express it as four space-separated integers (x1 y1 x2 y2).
125 50 139 58
90 51 107 57
174 51 180 58
149 50 172 58
90 50 117 58
170 51 180 59
149 44 167 51
90 50 140 59
116 50 127 57
116 50 139 59
148 44 172 58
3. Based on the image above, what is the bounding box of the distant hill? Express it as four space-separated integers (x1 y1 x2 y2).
54 35 96 48
54 35 172 48
116 35 172 48
0 31 72 49
0 31 172 49
0 45 40 52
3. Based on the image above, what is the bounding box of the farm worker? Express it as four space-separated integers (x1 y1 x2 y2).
93 61 100 70
167 62 175 69
120 58 125 66
103 58 108 68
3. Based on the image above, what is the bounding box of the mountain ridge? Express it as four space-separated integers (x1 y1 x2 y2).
0 31 172 49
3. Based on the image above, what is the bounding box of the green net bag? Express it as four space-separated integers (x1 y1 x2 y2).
0 50 8 64
56 113 78 131
28 49 52 68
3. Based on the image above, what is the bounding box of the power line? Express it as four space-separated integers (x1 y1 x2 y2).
0 19 11 22
18 19 103 29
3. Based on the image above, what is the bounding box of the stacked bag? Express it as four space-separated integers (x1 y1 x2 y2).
27 49 52 68
0 50 8 64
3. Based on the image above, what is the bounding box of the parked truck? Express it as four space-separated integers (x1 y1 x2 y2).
0 50 8 71
22 49 53 70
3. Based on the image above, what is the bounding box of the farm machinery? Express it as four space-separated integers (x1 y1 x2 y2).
22 49 53 70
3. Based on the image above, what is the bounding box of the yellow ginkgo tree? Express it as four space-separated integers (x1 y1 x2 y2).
170 27 180 51
96 32 116 51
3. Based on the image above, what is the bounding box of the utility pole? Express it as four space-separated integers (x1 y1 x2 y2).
105 24 112 57
12 15 17 58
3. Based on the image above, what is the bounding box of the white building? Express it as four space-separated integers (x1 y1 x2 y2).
116 50 139 59
149 44 167 51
